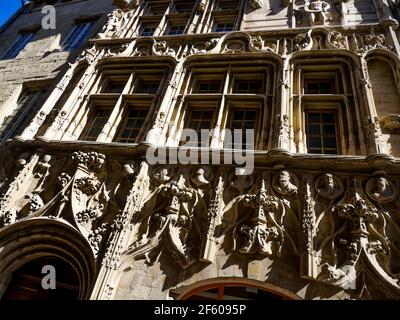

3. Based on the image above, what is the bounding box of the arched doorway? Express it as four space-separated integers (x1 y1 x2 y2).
182 283 292 300
2 256 80 300
0 218 96 300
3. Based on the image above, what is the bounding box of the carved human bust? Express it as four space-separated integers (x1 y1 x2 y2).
273 170 298 195
366 176 397 203
316 173 344 199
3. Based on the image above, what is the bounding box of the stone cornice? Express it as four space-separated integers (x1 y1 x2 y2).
4 137 400 175
88 23 384 47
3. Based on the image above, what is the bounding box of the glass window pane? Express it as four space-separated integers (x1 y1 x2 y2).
309 136 322 148
323 137 337 148
308 124 321 135
322 113 335 123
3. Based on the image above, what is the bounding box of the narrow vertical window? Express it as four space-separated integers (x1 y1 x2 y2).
62 21 94 51
305 111 339 154
0 89 44 143
80 107 112 141
2 32 35 59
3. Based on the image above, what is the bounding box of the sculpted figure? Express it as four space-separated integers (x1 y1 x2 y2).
316 173 343 199
273 170 298 195
304 0 331 25
97 9 124 39
367 176 396 203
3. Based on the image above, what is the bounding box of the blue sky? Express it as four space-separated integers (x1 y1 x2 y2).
0 0 23 27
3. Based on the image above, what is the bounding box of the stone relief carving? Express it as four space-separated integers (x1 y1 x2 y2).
127 167 210 268
97 9 125 39
366 176 397 204
272 170 298 196
118 39 176 58
327 30 346 49
379 114 400 134
304 0 331 25
315 173 344 199
1 150 400 297
294 32 312 51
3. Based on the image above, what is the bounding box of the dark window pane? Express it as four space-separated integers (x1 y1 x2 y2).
308 124 321 135
307 113 320 123
323 137 337 148
81 108 112 141
324 149 338 154
323 124 336 135
322 113 335 123
309 136 322 148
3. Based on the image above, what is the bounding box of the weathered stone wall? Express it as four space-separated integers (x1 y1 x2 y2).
0 0 113 107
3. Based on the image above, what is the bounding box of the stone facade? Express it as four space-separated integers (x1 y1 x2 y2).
0 0 400 300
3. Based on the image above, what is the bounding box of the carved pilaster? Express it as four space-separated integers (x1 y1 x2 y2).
201 175 224 263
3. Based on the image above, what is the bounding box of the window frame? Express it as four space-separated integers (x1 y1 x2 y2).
180 107 217 147
79 106 113 142
2 32 36 60
303 105 342 155
62 20 95 51
113 105 150 144
224 106 261 150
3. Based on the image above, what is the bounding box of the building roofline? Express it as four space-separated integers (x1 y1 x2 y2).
0 3 26 37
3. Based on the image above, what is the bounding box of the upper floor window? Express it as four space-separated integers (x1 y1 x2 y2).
80 107 112 141
305 111 339 154
114 108 148 143
218 0 238 10
137 81 160 94
147 2 168 15
174 1 194 13
181 109 215 147
196 80 223 93
62 21 95 51
104 80 127 93
214 22 234 33
225 109 259 149
2 32 35 60
167 24 186 35
140 23 158 36
0 89 45 143
304 79 335 94
234 80 263 94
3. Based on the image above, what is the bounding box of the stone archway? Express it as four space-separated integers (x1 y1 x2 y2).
0 218 96 300
173 277 302 300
